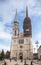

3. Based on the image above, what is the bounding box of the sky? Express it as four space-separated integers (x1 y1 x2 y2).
0 0 41 52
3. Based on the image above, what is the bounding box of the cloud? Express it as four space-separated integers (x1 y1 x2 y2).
0 22 11 40
0 32 11 40
0 0 41 51
24 0 41 16
32 31 41 51
36 32 41 44
0 0 7 2
0 44 10 52
0 0 41 25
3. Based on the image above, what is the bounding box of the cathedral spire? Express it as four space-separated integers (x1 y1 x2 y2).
15 9 18 22
26 6 28 17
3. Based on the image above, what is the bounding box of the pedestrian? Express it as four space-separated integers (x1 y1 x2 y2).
4 61 7 65
31 60 33 65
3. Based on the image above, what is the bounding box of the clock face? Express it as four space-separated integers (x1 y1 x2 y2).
26 29 29 31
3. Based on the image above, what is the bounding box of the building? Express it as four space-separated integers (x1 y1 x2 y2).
33 53 38 59
38 46 41 59
10 7 33 60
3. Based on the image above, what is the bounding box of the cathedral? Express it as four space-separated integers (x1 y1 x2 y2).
10 7 33 60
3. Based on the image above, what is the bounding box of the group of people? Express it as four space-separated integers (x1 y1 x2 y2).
2 59 33 65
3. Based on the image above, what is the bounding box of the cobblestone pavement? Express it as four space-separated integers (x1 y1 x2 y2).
0 59 41 65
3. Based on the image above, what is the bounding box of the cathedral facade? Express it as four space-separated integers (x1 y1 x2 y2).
10 7 33 60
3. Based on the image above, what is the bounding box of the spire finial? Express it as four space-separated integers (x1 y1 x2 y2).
26 6 28 17
15 9 18 22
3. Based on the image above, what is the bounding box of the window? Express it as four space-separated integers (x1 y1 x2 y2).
26 29 29 31
15 30 16 36
19 39 24 44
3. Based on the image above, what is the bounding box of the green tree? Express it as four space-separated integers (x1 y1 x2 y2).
1 49 4 60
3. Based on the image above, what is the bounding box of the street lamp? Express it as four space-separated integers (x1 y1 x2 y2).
35 41 39 60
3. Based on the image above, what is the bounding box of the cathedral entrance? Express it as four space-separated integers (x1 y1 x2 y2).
19 53 23 60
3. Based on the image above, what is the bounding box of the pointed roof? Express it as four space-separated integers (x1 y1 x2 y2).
26 6 28 17
14 9 18 22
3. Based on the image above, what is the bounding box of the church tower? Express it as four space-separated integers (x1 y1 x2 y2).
13 9 19 36
10 9 20 58
23 7 32 37
10 7 33 60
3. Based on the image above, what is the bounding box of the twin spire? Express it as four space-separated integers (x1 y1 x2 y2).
15 9 18 22
15 6 28 22
26 6 28 17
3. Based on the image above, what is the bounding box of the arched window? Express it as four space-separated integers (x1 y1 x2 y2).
15 30 16 36
19 39 24 44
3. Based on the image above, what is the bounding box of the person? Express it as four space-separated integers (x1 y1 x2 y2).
24 59 26 65
4 61 7 65
31 60 33 65
10 58 11 62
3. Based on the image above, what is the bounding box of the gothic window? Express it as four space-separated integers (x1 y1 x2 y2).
15 30 16 36
19 39 24 44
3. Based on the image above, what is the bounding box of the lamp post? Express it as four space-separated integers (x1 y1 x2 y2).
35 41 39 60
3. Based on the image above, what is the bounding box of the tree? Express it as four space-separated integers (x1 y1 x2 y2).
6 51 10 59
1 49 4 60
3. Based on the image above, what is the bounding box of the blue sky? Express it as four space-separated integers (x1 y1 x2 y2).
0 0 41 52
